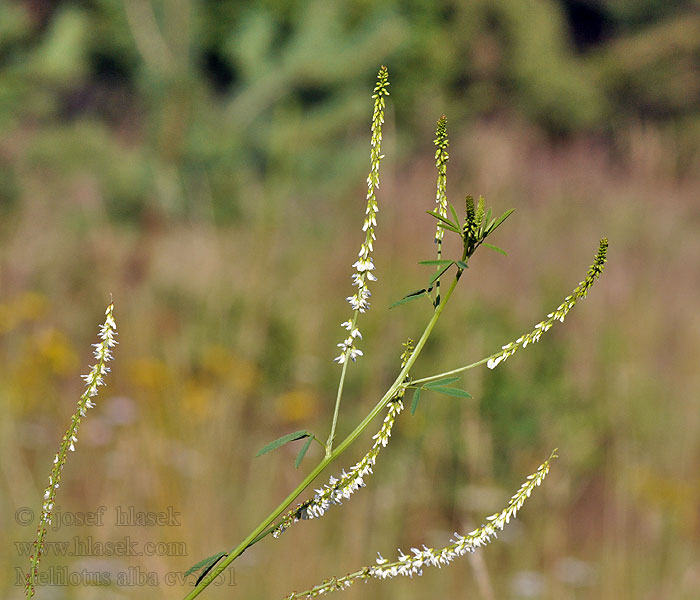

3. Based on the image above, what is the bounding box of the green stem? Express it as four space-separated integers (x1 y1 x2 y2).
182 275 461 599
434 237 443 306
325 358 349 457
411 356 491 387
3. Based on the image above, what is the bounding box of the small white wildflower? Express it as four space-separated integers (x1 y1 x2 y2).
487 355 503 369
348 348 363 361
352 258 375 272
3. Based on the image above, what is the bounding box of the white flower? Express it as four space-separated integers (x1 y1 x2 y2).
348 348 363 361
352 257 375 272
487 356 503 369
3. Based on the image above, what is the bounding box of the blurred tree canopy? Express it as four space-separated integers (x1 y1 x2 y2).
0 0 698 223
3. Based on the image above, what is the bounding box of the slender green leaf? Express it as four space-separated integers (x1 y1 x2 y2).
186 551 227 578
486 208 515 235
411 388 421 415
419 259 454 265
436 222 460 233
389 294 426 308
295 436 314 469
256 430 311 457
483 242 507 255
429 387 473 399
429 262 454 284
424 377 462 388
481 208 492 235
196 552 228 585
478 203 488 233
456 260 469 270
389 288 428 308
426 210 457 228
448 203 461 228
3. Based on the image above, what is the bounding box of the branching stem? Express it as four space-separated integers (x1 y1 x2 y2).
182 275 460 599
411 356 490 386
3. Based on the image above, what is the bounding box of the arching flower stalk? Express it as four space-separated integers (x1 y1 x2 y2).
284 450 557 599
25 301 117 598
487 238 608 369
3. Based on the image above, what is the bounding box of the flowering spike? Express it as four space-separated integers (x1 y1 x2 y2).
285 451 557 598
433 115 449 243
475 196 485 233
464 195 477 243
400 338 414 368
487 239 608 369
25 301 117 598
429 115 451 307
334 67 390 364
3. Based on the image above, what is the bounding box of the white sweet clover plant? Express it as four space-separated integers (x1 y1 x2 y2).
24 67 607 600
182 67 608 599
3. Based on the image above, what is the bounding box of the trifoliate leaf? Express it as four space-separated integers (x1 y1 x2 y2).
449 203 461 228
429 387 473 399
411 387 421 415
256 431 312 457
486 209 515 235
186 550 227 579
483 242 507 255
426 211 459 232
295 436 314 469
429 262 454 284
424 377 462 389
195 552 227 585
389 288 428 308
436 222 460 233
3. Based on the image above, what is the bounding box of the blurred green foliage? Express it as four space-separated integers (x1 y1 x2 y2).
1 0 698 224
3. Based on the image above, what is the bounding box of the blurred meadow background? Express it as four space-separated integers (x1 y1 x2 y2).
2 1 700 598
